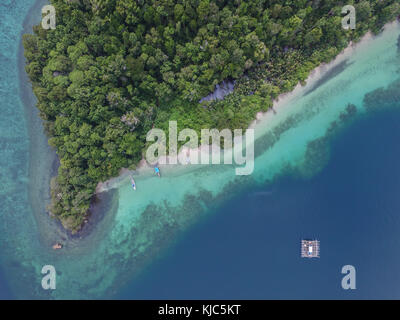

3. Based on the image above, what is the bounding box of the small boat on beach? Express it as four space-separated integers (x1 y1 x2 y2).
130 176 136 190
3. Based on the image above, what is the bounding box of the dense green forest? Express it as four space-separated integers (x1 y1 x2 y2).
23 0 400 232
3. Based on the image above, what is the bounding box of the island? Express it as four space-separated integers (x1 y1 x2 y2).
22 0 400 232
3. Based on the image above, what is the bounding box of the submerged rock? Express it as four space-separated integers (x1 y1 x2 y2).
363 79 400 111
397 34 400 51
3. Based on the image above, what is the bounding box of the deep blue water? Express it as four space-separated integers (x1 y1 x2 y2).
0 269 13 299
119 109 400 299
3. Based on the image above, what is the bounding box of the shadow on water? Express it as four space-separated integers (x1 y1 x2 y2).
303 59 354 96
71 189 119 240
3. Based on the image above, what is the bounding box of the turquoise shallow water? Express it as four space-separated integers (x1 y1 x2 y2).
0 1 400 299
0 0 41 299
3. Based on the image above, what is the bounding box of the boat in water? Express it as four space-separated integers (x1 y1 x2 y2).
52 243 63 250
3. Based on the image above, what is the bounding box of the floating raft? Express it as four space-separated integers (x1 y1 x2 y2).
301 239 320 258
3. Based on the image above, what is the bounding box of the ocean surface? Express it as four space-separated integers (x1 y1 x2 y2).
0 0 400 299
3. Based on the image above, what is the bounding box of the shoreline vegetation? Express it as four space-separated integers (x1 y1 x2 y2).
23 0 400 232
